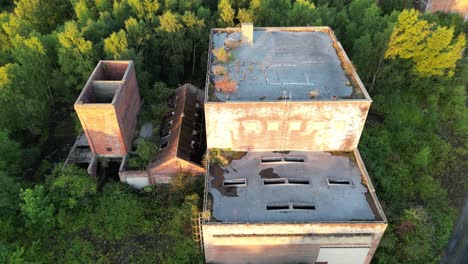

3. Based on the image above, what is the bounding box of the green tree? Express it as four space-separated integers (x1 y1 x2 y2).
0 172 21 215
385 9 466 77
217 0 235 27
105 30 131 59
19 185 56 231
237 8 253 24
13 0 70 34
56 21 96 100
0 129 21 174
47 165 97 210
287 0 316 26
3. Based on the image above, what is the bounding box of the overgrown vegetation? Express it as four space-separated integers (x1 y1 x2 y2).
0 0 466 263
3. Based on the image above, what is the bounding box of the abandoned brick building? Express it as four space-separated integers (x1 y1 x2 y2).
66 61 206 187
200 24 387 264
65 24 387 264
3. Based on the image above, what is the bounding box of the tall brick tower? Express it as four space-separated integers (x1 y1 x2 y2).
75 60 141 156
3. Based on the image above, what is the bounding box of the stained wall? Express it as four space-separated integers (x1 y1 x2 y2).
204 100 371 151
202 222 387 264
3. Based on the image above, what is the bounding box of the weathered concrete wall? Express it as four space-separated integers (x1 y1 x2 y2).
202 222 387 264
205 100 370 151
75 103 126 155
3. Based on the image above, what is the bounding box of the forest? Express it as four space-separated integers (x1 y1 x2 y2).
0 0 466 263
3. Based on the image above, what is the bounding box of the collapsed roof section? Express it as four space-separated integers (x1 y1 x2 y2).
151 83 206 168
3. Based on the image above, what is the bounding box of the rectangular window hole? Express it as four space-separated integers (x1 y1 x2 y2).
266 204 290 210
160 141 168 149
223 178 246 187
263 178 286 185
327 178 351 185
284 157 305 162
261 157 282 163
288 178 310 185
292 203 316 210
106 147 112 152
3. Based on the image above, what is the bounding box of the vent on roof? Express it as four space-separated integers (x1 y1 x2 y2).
263 178 286 185
327 178 351 185
261 156 306 163
261 157 282 163
292 203 316 210
288 178 310 185
284 157 305 162
262 178 310 185
266 203 289 210
223 178 246 187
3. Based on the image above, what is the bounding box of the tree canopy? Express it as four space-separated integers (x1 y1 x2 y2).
0 1 466 263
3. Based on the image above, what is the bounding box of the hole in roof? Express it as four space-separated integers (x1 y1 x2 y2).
284 157 305 162
327 178 351 185
292 203 316 210
263 178 286 185
261 157 282 163
266 204 289 210
288 178 310 185
223 178 246 187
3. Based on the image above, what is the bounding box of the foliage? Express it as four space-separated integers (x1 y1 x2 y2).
0 1 465 263
213 47 231 62
19 185 56 231
218 0 235 27
136 139 160 163
0 172 21 215
47 165 97 210
385 9 466 77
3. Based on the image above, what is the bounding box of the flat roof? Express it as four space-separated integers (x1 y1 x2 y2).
206 151 382 223
207 27 369 102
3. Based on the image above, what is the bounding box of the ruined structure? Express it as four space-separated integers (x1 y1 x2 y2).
120 84 206 188
68 62 205 185
75 60 141 156
201 25 387 264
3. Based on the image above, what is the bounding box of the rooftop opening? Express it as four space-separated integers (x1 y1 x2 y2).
223 178 247 187
327 178 352 186
288 178 310 185
261 157 282 163
263 178 286 185
94 61 128 81
87 81 120 103
292 203 316 210
76 61 133 104
266 204 290 210
284 157 305 162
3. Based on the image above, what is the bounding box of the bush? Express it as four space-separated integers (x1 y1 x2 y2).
213 47 231 63
136 139 160 163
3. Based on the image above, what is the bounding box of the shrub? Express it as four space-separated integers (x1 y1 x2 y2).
213 47 231 63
